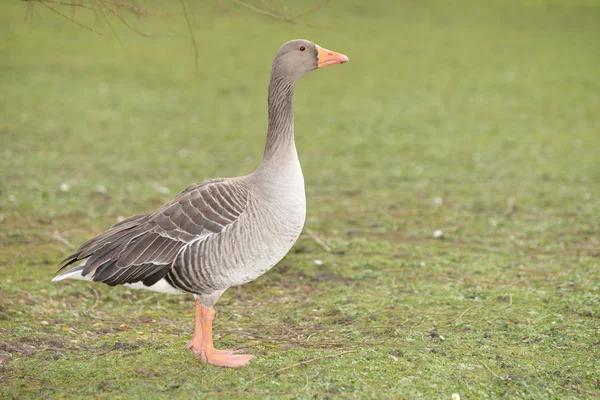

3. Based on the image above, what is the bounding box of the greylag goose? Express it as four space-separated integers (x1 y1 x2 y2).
53 39 349 367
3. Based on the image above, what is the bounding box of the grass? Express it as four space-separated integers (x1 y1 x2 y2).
1 0 599 398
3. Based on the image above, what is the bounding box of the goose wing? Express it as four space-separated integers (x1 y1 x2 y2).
57 178 249 287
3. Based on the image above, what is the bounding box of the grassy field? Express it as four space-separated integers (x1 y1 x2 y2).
1 0 599 398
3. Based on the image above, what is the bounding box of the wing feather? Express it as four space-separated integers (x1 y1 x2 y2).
56 179 249 290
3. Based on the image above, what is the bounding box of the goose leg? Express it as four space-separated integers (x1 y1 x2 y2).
186 299 204 356
187 300 255 367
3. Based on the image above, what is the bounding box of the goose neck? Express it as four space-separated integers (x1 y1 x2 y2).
263 75 296 160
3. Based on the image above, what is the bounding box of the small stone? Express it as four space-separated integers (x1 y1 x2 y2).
96 185 107 194
314 259 323 266
98 82 110 96
433 229 444 239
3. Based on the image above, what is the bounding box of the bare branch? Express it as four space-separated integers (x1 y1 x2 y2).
229 0 292 22
21 0 332 66
288 0 332 20
37 0 104 36
180 0 199 75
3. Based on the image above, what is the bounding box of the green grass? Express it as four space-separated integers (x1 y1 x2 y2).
1 0 599 398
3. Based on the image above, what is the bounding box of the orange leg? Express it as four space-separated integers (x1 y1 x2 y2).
187 300 255 367
186 299 204 355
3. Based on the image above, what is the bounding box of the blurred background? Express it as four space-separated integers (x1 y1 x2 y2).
1 0 599 398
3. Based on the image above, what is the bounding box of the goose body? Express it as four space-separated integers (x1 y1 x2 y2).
53 39 348 367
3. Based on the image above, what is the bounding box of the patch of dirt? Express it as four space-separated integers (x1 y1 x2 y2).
98 380 121 392
0 335 70 363
310 267 346 283
108 341 141 352
293 246 311 254
134 366 162 378
0 340 36 357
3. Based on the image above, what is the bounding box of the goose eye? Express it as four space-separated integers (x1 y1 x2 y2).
299 46 306 52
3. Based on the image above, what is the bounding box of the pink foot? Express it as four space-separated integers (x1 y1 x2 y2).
187 302 255 367
187 342 238 360
204 351 256 368
186 341 198 350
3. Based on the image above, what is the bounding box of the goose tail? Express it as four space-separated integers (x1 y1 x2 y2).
51 260 90 282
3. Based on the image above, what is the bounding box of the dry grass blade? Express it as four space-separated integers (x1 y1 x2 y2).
481 361 504 381
87 287 100 312
245 350 355 387
304 228 332 252
52 229 75 249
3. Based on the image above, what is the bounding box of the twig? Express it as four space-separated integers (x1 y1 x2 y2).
35 0 95 11
52 229 75 249
230 0 291 21
261 0 280 16
100 8 128 53
103 7 154 36
245 350 355 386
288 0 332 20
227 0 331 28
304 228 331 252
180 0 199 75
481 361 504 380
24 0 34 22
215 0 230 11
37 0 103 36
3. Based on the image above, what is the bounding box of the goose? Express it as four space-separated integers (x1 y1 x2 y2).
52 39 349 367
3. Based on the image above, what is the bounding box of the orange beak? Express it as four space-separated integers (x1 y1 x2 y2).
317 45 349 68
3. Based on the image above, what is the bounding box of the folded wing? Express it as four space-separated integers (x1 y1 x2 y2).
56 178 249 288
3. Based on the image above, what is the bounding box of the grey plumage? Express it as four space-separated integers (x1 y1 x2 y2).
55 39 348 314
58 178 249 289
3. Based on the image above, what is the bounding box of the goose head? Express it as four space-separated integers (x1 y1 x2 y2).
271 39 349 81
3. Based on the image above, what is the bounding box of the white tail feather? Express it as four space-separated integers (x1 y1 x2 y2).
51 259 185 294
51 259 90 282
